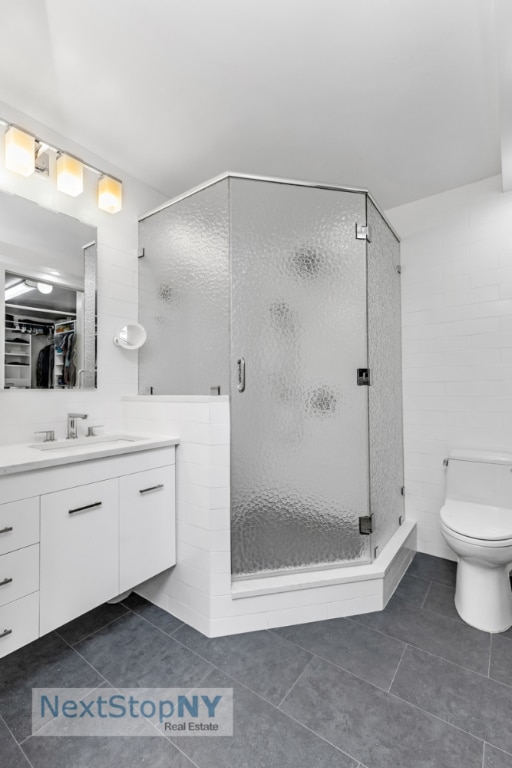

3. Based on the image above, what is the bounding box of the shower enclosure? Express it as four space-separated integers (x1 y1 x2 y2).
138 174 404 578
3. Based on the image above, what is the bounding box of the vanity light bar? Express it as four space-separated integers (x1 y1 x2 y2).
0 120 122 214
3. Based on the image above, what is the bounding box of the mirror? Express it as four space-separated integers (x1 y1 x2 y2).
0 191 97 390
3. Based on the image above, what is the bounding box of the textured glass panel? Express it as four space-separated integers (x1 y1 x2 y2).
138 180 230 395
230 179 370 576
367 200 404 553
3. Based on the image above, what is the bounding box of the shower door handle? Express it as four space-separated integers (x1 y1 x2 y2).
237 358 246 392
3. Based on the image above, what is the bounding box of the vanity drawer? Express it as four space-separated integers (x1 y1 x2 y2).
0 544 39 608
0 591 39 660
0 497 39 556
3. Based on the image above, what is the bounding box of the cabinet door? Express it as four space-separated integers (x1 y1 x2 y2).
119 465 176 593
40 479 118 635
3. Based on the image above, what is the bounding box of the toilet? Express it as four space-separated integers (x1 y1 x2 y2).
440 450 512 633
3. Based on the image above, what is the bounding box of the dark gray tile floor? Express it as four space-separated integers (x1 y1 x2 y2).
0 552 511 768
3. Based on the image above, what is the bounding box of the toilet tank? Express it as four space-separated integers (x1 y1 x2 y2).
446 450 512 508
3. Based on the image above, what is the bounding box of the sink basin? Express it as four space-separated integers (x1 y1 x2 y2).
30 434 148 451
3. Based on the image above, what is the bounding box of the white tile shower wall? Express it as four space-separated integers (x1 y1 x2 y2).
124 397 414 637
0 101 166 444
387 174 512 559
121 396 232 635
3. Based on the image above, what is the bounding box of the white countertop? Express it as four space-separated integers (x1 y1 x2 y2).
0 434 180 477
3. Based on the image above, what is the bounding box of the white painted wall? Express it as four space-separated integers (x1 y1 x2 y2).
0 102 165 444
387 175 512 559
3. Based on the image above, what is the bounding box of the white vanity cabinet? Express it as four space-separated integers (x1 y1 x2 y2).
40 479 119 635
0 496 40 656
119 466 175 593
0 443 176 658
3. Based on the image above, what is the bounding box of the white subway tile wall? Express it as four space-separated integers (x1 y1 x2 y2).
387 174 512 559
124 396 415 636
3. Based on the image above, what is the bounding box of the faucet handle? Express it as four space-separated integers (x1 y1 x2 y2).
86 425 104 437
35 430 55 443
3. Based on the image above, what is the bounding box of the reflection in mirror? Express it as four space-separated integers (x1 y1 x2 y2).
0 192 97 390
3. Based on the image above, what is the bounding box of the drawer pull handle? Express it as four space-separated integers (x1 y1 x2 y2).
139 484 164 495
68 502 102 515
0 578 13 587
0 527 13 535
0 629 12 639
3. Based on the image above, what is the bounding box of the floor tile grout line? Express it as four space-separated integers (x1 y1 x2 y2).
56 631 114 684
140 701 203 768
386 643 408 693
178 650 490 766
487 634 492 679
269 645 489 755
192 664 361 767
420 579 433 608
0 712 35 768
276 656 316 710
390 638 512 695
418 600 464 625
382 686 488 748
386 592 467 626
55 610 129 647
344 615 501 684
121 601 185 637
177 622 398 700
267 629 400 695
17 682 112 745
483 741 512 762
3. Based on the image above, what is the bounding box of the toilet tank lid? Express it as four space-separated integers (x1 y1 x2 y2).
441 500 512 540
449 449 512 466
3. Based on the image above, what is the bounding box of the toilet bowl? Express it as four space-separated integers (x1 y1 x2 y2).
440 451 512 633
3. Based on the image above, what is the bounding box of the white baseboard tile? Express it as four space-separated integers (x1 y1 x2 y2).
327 594 383 619
166 597 210 636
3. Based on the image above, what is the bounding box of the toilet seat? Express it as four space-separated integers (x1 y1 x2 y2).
441 500 512 546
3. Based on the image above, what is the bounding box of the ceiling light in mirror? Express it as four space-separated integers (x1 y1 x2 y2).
5 126 35 177
56 153 83 197
5 280 35 301
36 282 53 294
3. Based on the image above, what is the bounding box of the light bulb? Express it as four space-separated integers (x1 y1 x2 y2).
36 282 53 294
98 175 122 214
56 154 83 197
5 126 35 177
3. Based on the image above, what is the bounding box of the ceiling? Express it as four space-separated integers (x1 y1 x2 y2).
0 0 504 209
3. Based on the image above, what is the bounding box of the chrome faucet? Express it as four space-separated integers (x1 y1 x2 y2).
67 413 88 439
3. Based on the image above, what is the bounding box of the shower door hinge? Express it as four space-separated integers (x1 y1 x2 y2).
359 514 373 535
355 223 372 242
357 368 371 386
400 486 405 496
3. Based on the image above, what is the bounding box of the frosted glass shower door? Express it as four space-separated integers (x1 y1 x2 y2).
230 179 371 577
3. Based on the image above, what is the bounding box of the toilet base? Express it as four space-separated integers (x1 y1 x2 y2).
455 558 512 633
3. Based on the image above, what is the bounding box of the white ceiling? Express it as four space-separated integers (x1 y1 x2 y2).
0 0 504 208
